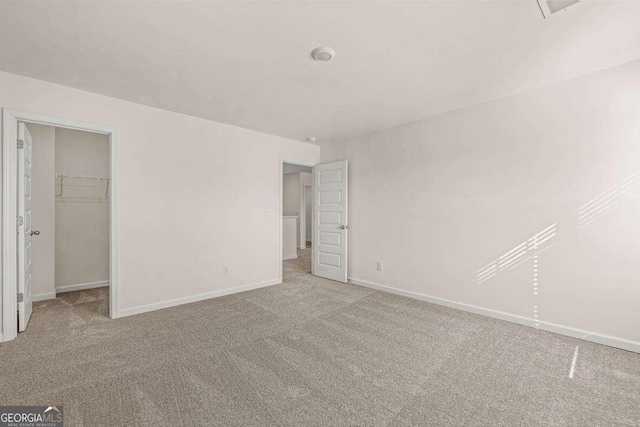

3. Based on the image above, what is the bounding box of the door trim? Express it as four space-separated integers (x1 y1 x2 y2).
2 109 120 342
279 158 316 284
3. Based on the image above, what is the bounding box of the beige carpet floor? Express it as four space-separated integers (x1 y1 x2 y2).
1 248 639 426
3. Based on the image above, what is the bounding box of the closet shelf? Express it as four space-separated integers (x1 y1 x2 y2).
55 174 110 201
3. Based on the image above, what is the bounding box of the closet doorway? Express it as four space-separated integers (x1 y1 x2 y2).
2 110 119 342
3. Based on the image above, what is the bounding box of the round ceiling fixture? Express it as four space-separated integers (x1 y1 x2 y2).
311 47 336 62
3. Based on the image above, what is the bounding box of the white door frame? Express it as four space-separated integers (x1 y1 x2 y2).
279 158 315 283
2 109 120 342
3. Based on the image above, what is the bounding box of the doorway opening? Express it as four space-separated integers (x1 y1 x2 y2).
279 158 349 284
31 123 111 325
2 110 119 342
281 161 314 281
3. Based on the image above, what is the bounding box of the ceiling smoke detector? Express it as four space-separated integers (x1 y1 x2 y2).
311 47 336 62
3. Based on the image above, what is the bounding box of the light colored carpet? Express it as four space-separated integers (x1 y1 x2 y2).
1 248 639 426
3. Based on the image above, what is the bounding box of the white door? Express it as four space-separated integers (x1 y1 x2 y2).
312 161 348 282
17 122 33 331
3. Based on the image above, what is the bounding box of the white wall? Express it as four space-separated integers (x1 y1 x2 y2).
321 58 640 346
282 217 298 260
28 123 56 299
0 72 319 327
56 127 109 176
55 127 110 289
0 71 4 333
283 173 300 216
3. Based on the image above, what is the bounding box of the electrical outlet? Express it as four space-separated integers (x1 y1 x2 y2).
223 266 229 276
377 261 383 272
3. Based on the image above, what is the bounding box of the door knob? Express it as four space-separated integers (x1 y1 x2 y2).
31 230 40 236
340 225 347 230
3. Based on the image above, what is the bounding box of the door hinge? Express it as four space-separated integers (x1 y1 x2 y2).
17 139 24 149
18 216 23 226
17 293 24 303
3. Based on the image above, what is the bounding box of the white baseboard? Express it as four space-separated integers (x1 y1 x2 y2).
283 255 298 260
32 291 57 302
56 280 109 294
349 277 640 354
118 278 281 318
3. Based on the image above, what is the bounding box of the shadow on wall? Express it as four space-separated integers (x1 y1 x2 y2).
476 170 639 327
